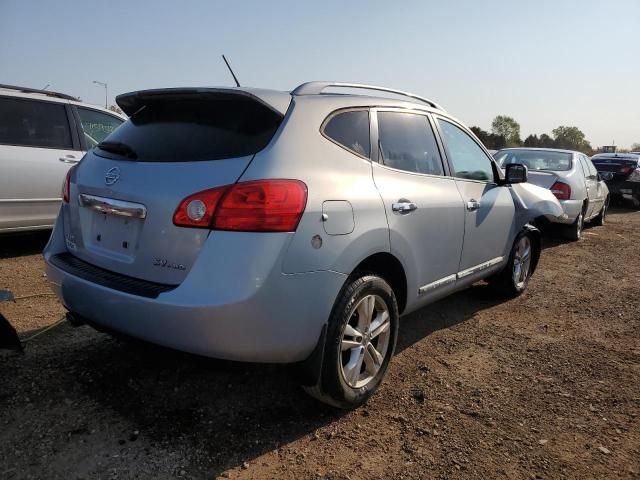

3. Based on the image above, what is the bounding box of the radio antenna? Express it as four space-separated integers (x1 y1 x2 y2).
222 54 240 87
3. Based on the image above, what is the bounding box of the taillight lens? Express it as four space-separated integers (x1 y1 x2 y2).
173 179 308 232
550 181 571 200
62 167 74 203
173 186 227 228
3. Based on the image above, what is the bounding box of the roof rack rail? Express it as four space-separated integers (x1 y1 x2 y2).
291 81 445 111
0 83 80 102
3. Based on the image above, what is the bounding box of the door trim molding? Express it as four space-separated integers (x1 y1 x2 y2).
417 256 505 296
457 256 504 279
418 274 456 295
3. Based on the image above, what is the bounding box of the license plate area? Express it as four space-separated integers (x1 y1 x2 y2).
86 212 143 262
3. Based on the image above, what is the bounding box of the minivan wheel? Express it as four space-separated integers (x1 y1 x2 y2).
564 209 584 241
302 275 399 409
488 231 535 298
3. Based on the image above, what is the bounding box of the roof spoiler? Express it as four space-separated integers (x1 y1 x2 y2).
116 87 287 117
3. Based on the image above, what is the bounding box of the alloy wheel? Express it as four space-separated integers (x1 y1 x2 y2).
512 236 532 289
340 294 391 389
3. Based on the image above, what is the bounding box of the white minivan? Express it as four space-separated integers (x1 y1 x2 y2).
0 84 125 233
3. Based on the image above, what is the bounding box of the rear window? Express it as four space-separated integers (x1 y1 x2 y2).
95 96 282 162
0 96 72 149
495 150 572 172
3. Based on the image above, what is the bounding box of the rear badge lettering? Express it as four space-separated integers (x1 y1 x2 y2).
153 258 186 271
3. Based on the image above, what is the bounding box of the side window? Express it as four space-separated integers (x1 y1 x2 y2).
586 157 598 178
323 110 370 158
437 119 494 182
377 112 443 175
0 97 72 149
77 107 124 147
579 155 595 178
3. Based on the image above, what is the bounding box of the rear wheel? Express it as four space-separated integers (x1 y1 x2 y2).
563 208 584 241
592 197 609 226
488 231 535 298
303 275 399 409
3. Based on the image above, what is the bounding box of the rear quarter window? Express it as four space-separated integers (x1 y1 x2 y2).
95 95 282 162
322 110 370 158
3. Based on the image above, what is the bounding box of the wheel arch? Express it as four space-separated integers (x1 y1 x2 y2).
350 252 408 315
522 223 542 274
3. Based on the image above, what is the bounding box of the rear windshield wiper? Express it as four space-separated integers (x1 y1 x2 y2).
97 141 138 159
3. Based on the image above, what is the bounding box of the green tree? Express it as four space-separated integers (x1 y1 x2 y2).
523 134 539 147
470 126 506 150
491 115 521 147
538 133 555 148
552 126 591 153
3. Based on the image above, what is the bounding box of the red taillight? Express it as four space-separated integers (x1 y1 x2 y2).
62 168 73 203
173 179 308 232
173 186 227 228
550 181 571 200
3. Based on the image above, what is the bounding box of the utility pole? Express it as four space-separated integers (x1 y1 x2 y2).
92 80 108 108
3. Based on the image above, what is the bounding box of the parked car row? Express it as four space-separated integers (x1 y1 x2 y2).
2 81 606 408
494 148 609 240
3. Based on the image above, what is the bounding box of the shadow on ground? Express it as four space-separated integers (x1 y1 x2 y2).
3 281 505 477
0 230 51 259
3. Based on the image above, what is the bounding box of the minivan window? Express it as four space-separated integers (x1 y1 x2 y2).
438 119 493 181
77 107 124 147
377 112 443 175
323 110 370 158
0 97 72 149
95 96 282 162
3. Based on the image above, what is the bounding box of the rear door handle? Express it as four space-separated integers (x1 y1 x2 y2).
59 155 79 164
392 202 418 213
466 199 481 211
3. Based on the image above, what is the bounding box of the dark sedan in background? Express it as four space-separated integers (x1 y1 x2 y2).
591 152 640 208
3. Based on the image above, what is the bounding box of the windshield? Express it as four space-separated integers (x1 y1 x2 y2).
495 150 572 172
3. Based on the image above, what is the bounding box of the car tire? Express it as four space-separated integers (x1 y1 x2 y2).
592 197 609 226
488 230 536 298
563 208 584 241
302 275 399 409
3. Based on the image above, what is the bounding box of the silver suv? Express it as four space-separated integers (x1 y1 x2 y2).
44 82 562 408
0 84 125 233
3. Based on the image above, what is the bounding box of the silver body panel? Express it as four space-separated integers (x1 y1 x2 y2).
44 85 564 363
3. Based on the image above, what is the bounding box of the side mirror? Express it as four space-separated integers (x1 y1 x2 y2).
505 163 528 184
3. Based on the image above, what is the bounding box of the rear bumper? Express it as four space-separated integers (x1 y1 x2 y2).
550 199 583 225
606 180 640 197
44 216 346 363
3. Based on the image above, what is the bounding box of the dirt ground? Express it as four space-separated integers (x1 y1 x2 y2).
1 207 639 480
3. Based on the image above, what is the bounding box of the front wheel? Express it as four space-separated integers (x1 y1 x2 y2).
302 275 399 409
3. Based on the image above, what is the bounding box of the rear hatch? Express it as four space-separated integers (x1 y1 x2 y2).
591 155 639 182
65 88 287 285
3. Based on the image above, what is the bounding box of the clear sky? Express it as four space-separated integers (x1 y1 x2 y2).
1 0 638 148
